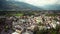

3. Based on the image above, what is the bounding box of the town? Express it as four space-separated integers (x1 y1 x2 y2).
0 11 60 34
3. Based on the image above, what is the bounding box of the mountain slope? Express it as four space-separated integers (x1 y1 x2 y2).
41 5 60 10
0 1 42 11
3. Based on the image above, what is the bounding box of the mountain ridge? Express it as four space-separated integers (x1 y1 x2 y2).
0 1 43 11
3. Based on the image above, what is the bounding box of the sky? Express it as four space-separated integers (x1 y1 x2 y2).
13 0 60 6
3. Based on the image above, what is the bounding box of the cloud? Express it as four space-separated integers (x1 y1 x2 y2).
15 0 59 6
25 0 58 6
56 0 60 4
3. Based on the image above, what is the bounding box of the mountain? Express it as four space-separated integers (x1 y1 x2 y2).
0 1 42 11
41 5 60 10
0 0 60 11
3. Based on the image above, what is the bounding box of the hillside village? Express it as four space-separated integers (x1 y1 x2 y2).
0 11 60 34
